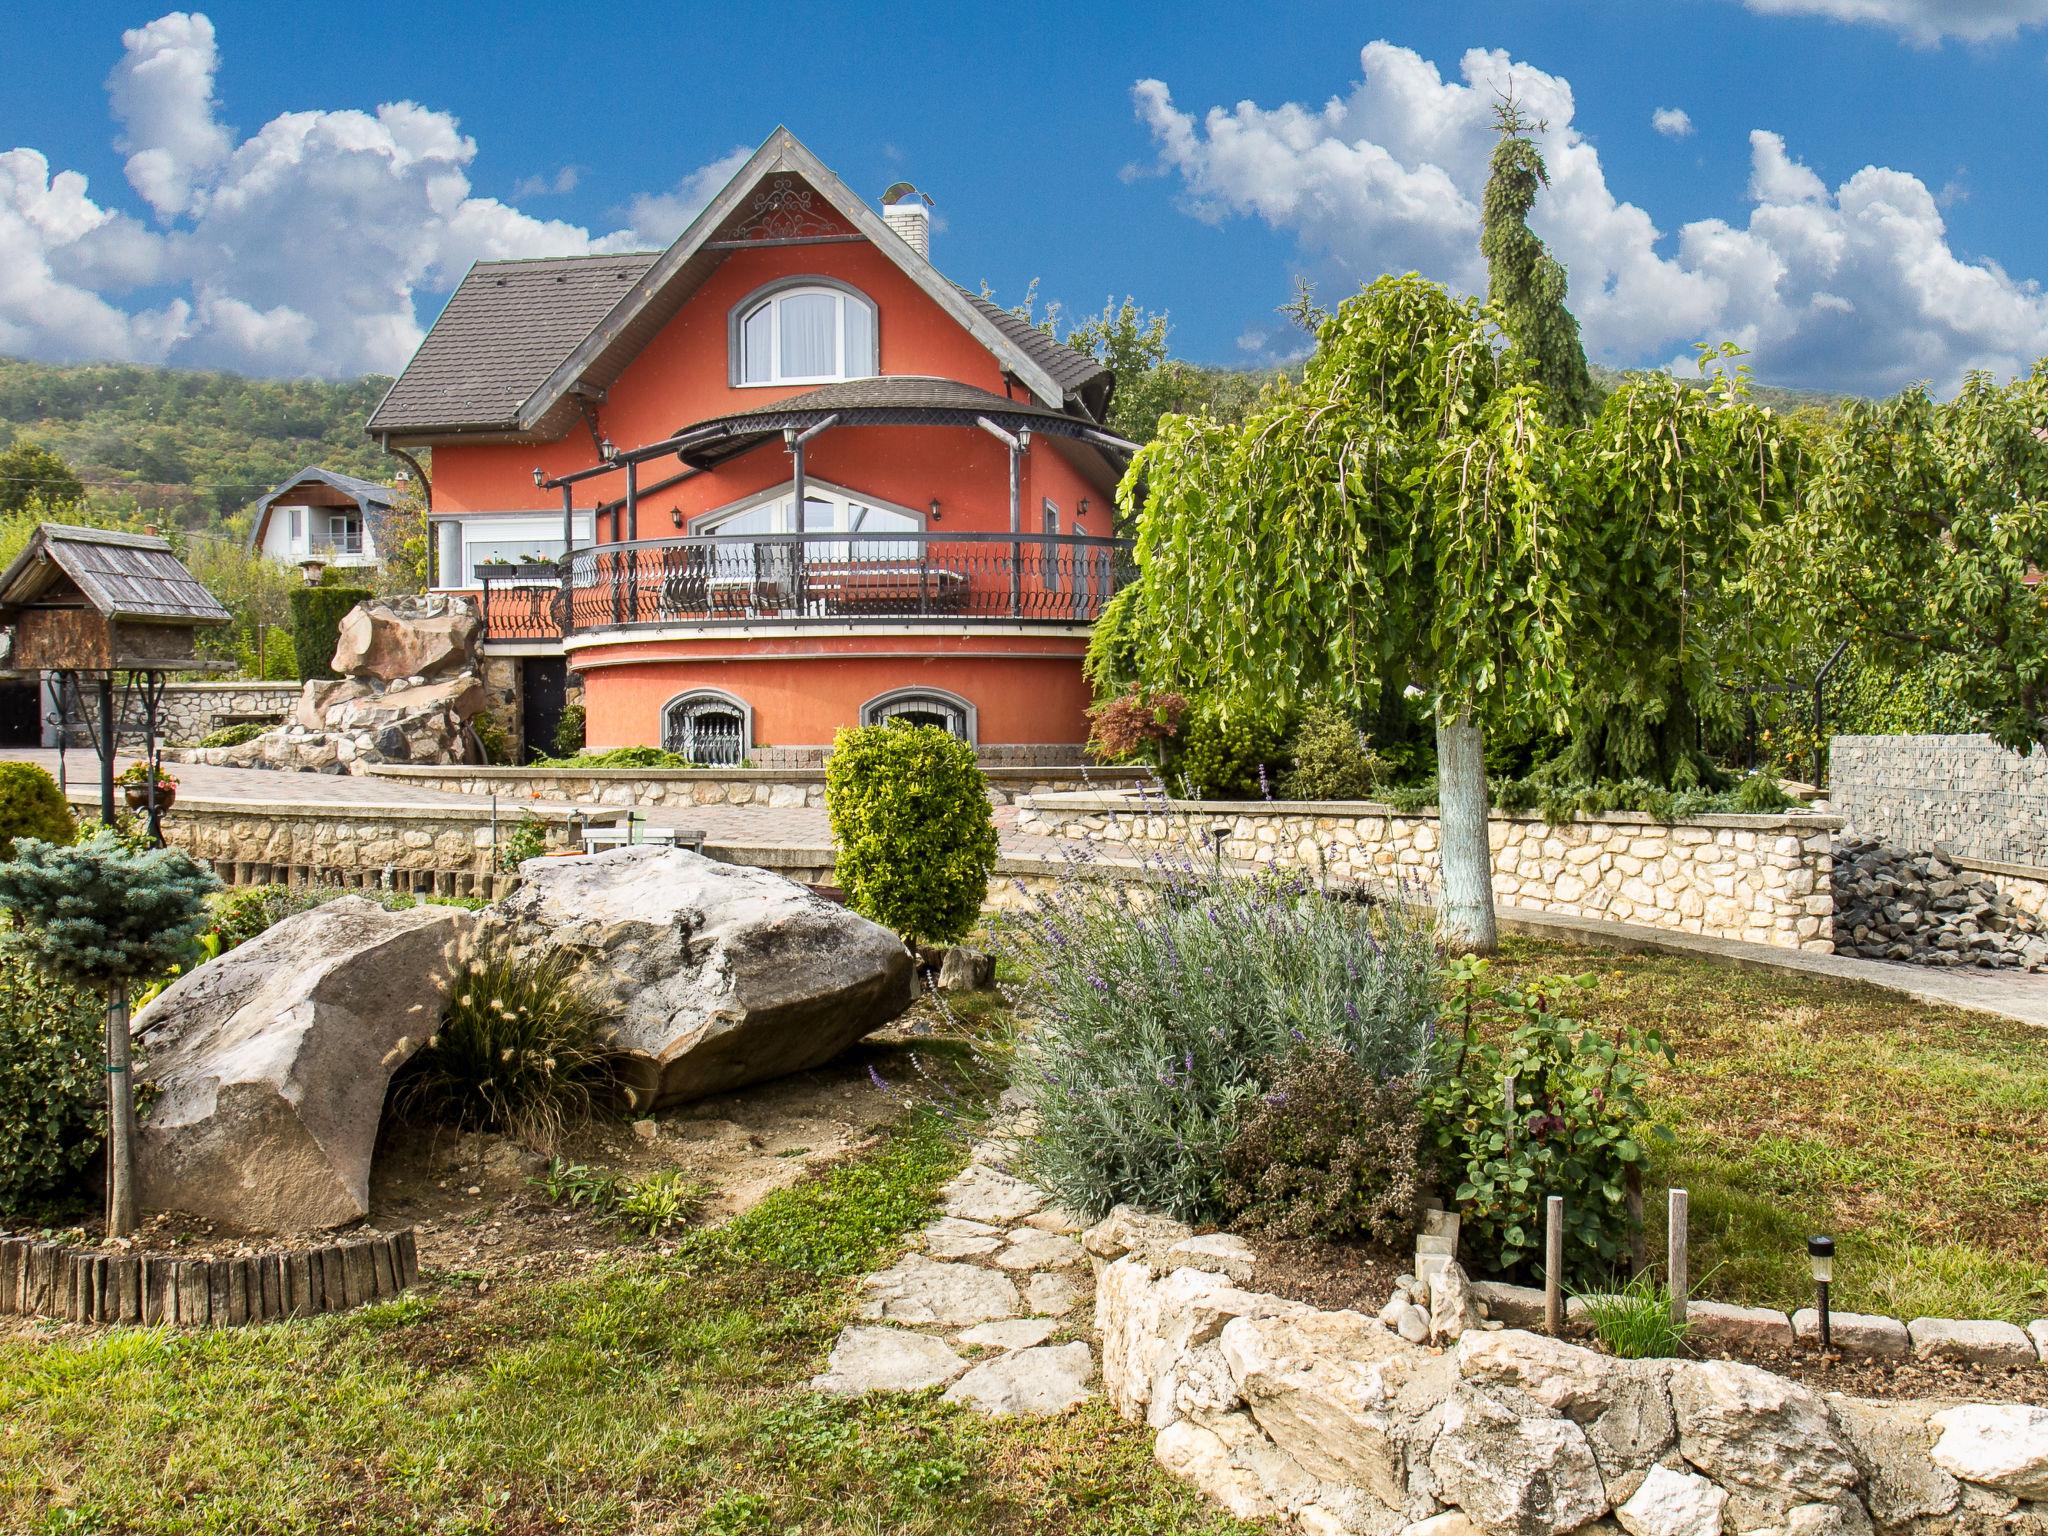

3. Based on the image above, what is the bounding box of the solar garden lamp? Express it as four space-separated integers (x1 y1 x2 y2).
1807 1235 1835 1350
1207 821 1232 869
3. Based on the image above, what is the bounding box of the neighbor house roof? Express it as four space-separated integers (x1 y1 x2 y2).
247 465 400 549
0 523 232 626
366 127 1110 444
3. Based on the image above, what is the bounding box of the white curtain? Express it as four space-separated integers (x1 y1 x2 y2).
779 291 838 379
842 295 875 376
741 303 774 383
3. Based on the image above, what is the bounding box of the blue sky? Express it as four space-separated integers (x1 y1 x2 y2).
2 1 2045 393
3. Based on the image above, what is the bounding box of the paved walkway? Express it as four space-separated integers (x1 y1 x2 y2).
11 748 2048 1028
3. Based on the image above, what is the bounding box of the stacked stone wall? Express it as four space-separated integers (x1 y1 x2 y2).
62 681 301 747
368 763 1156 810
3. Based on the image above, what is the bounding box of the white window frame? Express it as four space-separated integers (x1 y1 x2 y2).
860 687 977 743
690 479 926 538
729 278 878 387
431 513 595 590
1041 497 1061 593
661 688 752 765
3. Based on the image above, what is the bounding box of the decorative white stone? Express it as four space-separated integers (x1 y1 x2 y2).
1929 1405 2048 1500
958 1317 1060 1351
1669 1360 1857 1522
1428 1260 1483 1342
1429 1385 1610 1536
2029 1318 2048 1362
943 1342 1094 1416
1617 1464 1727 1536
811 1327 969 1395
1394 1304 1431 1343
857 1254 1021 1327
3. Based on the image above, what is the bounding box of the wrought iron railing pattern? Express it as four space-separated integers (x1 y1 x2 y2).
478 531 1133 641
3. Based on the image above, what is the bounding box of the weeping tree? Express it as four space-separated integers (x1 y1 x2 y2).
1483 97 1600 427
1795 364 2048 753
0 831 217 1234
1110 276 1568 949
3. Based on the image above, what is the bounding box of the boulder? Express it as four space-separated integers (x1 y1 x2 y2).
1616 1465 1728 1536
937 946 996 993
1832 1399 1961 1529
1668 1360 1858 1525
1095 1257 1311 1423
331 593 482 681
1455 1330 1678 1503
1928 1405 2048 1501
131 897 474 1232
1428 1385 1610 1536
487 845 914 1106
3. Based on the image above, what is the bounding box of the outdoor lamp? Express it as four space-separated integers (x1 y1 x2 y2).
1807 1235 1835 1350
671 508 684 528
531 467 546 488
929 497 942 523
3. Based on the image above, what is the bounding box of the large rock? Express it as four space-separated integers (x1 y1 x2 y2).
1668 1360 1858 1525
131 897 474 1232
331 593 481 681
1832 1399 1961 1529
1928 1405 2048 1501
1616 1465 1728 1536
1429 1385 1610 1536
488 845 914 1106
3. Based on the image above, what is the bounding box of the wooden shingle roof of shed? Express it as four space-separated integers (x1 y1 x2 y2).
0 524 231 626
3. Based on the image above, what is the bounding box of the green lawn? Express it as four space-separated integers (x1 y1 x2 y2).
1499 939 2048 1323
0 1112 1255 1536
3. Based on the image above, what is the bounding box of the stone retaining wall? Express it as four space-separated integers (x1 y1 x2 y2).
1017 793 1840 951
368 763 1156 810
0 1229 417 1326
1090 1217 2048 1536
63 680 301 747
62 787 599 899
1831 733 2048 867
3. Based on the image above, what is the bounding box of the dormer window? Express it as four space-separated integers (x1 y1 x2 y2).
732 280 877 386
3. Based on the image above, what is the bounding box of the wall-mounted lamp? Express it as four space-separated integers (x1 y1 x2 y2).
1076 496 1090 529
531 467 547 488
599 438 618 464
929 498 942 524
670 508 684 529
1807 1234 1834 1351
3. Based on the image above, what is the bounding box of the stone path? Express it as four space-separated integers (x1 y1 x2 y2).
11 747 2048 1028
811 1145 1099 1417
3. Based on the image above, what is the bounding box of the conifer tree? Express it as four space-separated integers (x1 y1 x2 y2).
1482 97 1600 425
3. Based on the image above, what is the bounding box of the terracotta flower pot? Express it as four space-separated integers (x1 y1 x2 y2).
123 783 176 811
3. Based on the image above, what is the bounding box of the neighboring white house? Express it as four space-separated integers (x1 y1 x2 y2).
249 467 394 572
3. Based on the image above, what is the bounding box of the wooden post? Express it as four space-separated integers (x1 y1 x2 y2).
1503 1073 1517 1150
105 985 137 1238
1667 1187 1690 1326
1544 1195 1564 1335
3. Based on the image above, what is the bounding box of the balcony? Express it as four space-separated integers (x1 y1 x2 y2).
476 531 1134 642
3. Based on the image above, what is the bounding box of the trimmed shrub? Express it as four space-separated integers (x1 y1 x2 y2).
1173 705 1292 799
551 702 587 758
1221 1049 1427 1244
0 762 75 859
0 948 105 1216
1086 685 1186 764
1009 859 1441 1222
197 721 268 748
826 722 998 946
1280 699 1389 801
287 583 371 681
393 944 615 1147
1426 958 1669 1283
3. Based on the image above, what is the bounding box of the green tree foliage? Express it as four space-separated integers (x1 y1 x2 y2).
1793 365 2048 753
0 358 394 528
187 531 302 679
288 583 372 680
0 439 84 514
1482 100 1600 425
0 832 219 990
0 763 77 858
825 722 998 945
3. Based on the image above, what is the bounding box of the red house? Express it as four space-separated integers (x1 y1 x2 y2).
366 128 1135 764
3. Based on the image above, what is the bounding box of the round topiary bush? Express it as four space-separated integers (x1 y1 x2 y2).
0 762 76 858
825 722 998 946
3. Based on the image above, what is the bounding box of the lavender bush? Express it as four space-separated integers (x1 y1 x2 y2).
1005 834 1442 1223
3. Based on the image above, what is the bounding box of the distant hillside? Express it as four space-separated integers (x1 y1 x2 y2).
0 358 396 531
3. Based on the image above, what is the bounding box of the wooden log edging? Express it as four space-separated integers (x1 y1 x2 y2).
0 1228 418 1327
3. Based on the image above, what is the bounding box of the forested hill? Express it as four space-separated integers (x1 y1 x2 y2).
0 357 395 530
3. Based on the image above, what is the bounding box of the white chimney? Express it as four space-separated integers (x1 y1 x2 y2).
881 182 931 260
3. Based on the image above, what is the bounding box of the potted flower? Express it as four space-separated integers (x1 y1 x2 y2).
116 760 178 810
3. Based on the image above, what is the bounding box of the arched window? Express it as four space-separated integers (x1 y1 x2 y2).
861 688 975 743
662 689 751 766
731 280 877 386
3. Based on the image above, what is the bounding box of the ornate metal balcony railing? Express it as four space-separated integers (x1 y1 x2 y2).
477 531 1134 641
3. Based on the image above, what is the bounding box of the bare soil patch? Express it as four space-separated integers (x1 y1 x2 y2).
1241 1233 1409 1314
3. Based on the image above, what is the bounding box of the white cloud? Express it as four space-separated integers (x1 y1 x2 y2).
512 165 580 199
0 12 750 377
1737 0 2048 43
1652 107 1695 138
1134 43 2048 395
621 145 753 246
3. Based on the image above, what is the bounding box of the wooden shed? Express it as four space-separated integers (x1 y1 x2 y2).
0 523 231 672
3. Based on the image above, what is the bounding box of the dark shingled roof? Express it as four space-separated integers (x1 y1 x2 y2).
0 524 232 626
957 289 1108 397
366 252 657 435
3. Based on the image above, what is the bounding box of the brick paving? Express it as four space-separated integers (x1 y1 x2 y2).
9 747 2047 1028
